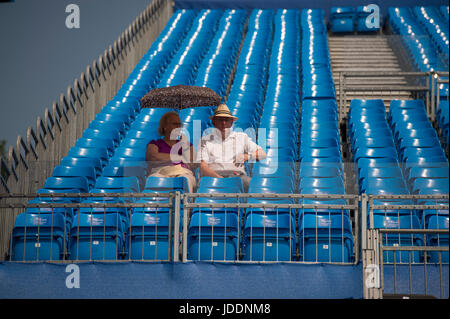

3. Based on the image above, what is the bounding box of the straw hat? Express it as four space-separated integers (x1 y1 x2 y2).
210 104 238 121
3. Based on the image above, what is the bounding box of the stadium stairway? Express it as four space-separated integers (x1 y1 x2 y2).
329 34 413 109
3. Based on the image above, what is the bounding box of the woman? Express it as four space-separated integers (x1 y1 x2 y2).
146 111 197 192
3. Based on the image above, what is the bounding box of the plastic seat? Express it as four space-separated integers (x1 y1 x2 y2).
187 211 240 261
67 146 109 168
412 178 449 195
330 7 355 33
10 213 66 261
94 176 141 193
128 211 171 260
51 165 96 190
298 166 341 178
426 215 449 263
373 214 424 263
299 177 344 191
248 176 295 194
112 147 146 161
242 213 296 261
298 213 354 262
361 177 409 195
60 156 103 178
68 213 125 260
43 176 89 193
82 128 120 148
75 137 115 158
197 176 243 193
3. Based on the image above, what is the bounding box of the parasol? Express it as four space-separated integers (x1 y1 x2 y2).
140 85 221 109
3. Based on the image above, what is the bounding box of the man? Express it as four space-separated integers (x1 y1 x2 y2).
196 104 266 192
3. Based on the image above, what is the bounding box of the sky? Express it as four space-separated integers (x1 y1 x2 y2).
0 0 152 154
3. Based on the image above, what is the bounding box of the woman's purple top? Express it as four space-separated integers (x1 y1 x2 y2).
148 139 190 169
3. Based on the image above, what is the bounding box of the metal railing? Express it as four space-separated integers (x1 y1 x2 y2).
337 71 434 125
363 194 449 299
2 192 361 264
181 193 360 264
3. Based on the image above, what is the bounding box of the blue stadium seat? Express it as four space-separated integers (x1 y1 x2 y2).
43 176 89 193
298 213 354 262
426 214 449 263
373 214 424 263
242 213 296 261
330 7 355 33
94 176 141 193
51 165 96 190
75 137 115 158
10 212 66 261
60 156 103 178
129 211 171 260
197 176 243 193
188 211 240 261
67 146 110 168
68 213 125 260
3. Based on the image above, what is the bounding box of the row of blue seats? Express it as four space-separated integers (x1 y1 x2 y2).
387 100 449 196
436 100 449 148
329 6 381 33
348 99 448 263
349 99 410 196
387 7 448 96
251 9 300 185
301 9 335 100
227 9 274 132
158 9 223 88
412 6 449 64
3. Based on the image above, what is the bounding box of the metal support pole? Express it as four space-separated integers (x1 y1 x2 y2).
173 191 181 262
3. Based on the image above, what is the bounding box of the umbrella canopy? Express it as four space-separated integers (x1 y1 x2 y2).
140 85 222 109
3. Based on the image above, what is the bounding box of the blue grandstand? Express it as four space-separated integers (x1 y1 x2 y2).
0 0 448 300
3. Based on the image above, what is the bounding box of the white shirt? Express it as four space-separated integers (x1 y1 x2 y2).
196 130 262 174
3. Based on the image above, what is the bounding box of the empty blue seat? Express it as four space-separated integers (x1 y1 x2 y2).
188 212 240 261
412 178 449 195
60 156 103 178
330 7 355 33
51 165 96 190
94 176 141 193
128 212 171 260
426 214 449 263
75 137 115 158
11 213 66 261
248 176 295 194
299 176 344 191
197 176 243 193
82 128 120 148
298 213 353 262
373 214 424 263
69 212 125 260
43 176 89 193
67 146 109 168
242 213 296 261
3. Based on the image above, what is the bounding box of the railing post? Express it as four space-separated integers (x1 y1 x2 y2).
182 193 189 262
363 228 382 299
173 191 181 262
